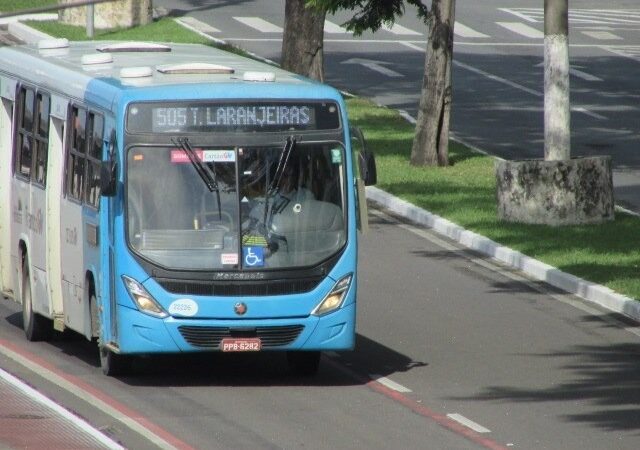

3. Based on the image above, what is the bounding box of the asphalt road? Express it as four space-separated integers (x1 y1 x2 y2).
2 1 640 448
3 207 640 449
154 0 640 211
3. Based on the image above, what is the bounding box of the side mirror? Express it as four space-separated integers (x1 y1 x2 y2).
100 159 117 197
350 126 377 186
360 150 377 186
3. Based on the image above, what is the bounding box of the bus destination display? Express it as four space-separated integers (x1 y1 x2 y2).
127 102 341 133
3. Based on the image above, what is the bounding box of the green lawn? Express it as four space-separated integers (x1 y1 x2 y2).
25 14 640 300
0 0 57 13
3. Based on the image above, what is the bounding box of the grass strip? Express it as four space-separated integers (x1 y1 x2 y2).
26 15 640 300
0 0 57 13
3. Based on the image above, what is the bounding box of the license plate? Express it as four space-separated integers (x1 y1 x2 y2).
220 338 261 352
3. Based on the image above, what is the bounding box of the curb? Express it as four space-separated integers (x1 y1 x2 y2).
366 186 640 323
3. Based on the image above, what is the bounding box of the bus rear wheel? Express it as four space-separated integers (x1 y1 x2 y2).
287 351 321 376
21 257 51 342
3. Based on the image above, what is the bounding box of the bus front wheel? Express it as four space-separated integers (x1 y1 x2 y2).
287 351 321 376
99 345 131 377
21 256 51 342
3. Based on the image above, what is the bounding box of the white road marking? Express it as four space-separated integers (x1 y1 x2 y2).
401 42 606 119
496 22 544 39
0 368 124 449
581 30 622 40
324 20 348 34
570 67 603 82
447 413 491 433
501 8 640 25
381 23 422 36
177 16 220 33
341 57 404 78
233 17 283 33
371 374 413 393
498 8 537 23
454 22 489 39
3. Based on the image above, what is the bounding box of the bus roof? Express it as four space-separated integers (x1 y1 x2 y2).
0 40 339 111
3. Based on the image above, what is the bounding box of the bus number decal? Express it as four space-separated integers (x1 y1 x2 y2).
168 298 198 317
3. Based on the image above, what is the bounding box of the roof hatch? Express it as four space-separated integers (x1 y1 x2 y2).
97 42 171 53
156 62 234 75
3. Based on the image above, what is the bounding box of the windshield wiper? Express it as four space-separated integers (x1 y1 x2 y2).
263 136 296 226
173 137 222 220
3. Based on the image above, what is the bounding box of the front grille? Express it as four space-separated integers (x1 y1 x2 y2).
178 325 305 349
157 277 322 296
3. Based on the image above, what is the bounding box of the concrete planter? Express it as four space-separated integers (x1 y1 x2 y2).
496 156 614 225
58 0 152 29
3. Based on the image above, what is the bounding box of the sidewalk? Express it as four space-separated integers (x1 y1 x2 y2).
0 368 122 449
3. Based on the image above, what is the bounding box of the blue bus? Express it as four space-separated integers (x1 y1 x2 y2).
0 39 376 375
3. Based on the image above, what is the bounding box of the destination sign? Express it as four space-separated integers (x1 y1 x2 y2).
127 101 341 133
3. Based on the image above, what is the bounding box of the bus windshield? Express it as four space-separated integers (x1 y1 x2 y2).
126 142 346 270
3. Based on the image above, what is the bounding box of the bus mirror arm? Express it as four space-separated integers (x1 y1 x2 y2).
100 159 118 197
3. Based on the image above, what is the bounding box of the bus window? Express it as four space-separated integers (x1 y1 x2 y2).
85 113 103 208
66 107 87 201
34 92 50 186
14 86 35 179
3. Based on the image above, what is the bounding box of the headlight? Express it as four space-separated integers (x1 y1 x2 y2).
122 275 168 318
312 274 353 316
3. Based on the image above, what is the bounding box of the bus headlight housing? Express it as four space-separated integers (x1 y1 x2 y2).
312 274 352 316
122 275 168 318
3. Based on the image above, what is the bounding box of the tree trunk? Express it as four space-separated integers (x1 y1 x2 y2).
410 0 455 167
544 0 570 161
281 0 326 82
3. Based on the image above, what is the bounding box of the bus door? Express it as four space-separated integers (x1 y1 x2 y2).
46 95 68 329
27 90 53 318
60 106 103 336
60 105 88 333
0 76 16 296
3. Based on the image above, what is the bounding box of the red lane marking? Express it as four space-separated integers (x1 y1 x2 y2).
0 339 196 450
325 358 509 450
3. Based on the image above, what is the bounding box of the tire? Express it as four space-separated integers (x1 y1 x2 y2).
99 345 131 377
287 351 321 376
95 294 132 376
21 257 51 342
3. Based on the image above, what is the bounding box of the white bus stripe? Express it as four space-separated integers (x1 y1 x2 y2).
447 413 491 433
324 20 348 34
497 22 544 39
233 17 283 33
0 368 124 449
371 374 412 393
381 23 422 36
455 22 489 39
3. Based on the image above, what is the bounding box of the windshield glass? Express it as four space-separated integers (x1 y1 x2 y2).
126 142 346 270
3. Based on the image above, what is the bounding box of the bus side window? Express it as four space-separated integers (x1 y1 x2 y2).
66 106 87 202
85 113 103 208
14 86 35 179
33 92 50 186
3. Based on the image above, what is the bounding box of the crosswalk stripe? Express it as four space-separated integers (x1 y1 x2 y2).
496 22 543 39
177 16 220 33
581 31 623 40
324 20 348 33
381 23 422 36
233 17 283 33
454 22 489 38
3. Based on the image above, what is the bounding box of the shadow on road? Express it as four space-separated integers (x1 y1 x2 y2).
450 332 640 432
3 305 426 388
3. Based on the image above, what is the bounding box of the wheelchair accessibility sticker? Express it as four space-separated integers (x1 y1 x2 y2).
243 246 265 267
